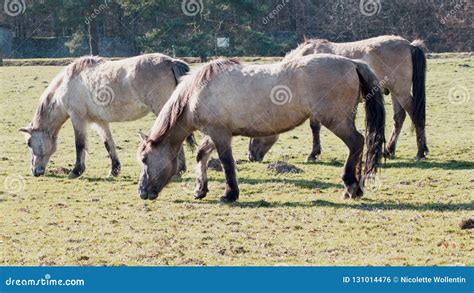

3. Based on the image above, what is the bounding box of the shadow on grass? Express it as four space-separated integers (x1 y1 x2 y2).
193 177 342 190
44 174 137 184
304 159 344 167
305 159 474 170
175 198 473 212
384 160 474 170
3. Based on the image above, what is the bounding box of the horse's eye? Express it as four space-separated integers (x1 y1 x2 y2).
141 157 147 164
27 139 32 148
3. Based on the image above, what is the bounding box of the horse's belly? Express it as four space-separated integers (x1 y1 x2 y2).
231 107 309 137
88 100 151 122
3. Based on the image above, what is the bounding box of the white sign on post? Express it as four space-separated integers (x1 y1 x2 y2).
217 37 229 48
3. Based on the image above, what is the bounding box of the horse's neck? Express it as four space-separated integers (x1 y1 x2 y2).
35 99 69 136
153 115 195 148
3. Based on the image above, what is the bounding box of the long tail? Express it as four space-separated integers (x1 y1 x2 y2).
171 59 190 85
354 61 386 177
410 40 427 134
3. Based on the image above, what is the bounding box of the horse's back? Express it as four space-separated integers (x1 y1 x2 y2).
319 36 412 92
192 55 360 137
75 54 178 122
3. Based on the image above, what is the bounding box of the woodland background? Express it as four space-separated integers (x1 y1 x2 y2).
0 0 472 58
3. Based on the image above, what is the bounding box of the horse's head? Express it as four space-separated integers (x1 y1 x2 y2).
137 132 179 200
19 124 58 177
248 136 279 162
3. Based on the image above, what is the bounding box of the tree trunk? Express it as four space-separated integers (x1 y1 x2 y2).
88 0 99 56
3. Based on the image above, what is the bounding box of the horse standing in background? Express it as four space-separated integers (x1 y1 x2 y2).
20 53 191 179
137 56 385 202
249 35 428 162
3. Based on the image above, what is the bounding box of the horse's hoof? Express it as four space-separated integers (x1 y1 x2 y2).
383 149 395 159
68 171 83 179
354 186 364 198
194 191 208 200
108 169 121 178
342 183 363 199
220 196 237 204
414 155 426 161
341 191 351 200
305 156 317 163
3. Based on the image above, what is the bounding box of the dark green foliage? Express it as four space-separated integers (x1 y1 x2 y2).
2 0 471 56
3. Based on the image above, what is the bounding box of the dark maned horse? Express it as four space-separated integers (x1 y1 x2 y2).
137 55 385 203
249 35 428 162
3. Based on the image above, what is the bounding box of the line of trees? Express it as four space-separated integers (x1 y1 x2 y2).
0 0 472 57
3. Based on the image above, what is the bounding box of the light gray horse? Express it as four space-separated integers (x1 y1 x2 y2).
249 35 428 162
137 56 385 203
20 53 191 178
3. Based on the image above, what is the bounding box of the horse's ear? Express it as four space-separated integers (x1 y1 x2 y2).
138 131 148 142
19 127 32 134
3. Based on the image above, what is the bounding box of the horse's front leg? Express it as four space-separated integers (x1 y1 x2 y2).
306 118 322 162
95 122 121 177
194 136 215 200
210 132 239 203
69 116 87 179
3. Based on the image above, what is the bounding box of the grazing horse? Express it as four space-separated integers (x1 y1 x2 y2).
137 56 385 202
20 53 191 178
249 35 428 162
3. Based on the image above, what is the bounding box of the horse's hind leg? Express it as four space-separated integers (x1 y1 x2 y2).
69 115 88 179
324 120 364 199
305 118 322 162
395 94 428 160
194 136 215 200
384 97 406 158
95 122 121 177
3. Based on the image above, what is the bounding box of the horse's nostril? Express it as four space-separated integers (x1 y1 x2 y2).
33 167 45 177
139 190 148 200
248 153 260 162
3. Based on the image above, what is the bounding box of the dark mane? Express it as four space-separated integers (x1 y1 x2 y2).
67 56 103 77
150 58 241 142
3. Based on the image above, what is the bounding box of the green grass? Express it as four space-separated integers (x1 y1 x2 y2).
0 58 473 266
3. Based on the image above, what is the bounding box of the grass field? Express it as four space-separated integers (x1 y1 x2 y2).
0 57 473 266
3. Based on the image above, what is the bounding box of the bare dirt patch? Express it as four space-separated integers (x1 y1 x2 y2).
267 161 303 174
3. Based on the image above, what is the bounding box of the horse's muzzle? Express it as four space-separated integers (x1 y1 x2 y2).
32 167 45 177
248 152 263 162
138 188 159 200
